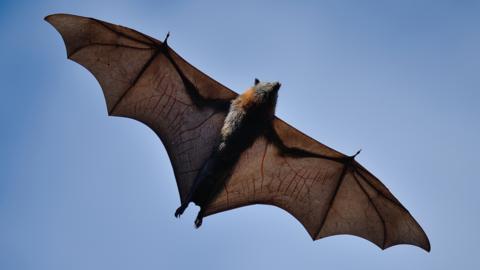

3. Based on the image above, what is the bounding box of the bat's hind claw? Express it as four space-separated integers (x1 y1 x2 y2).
194 209 205 228
174 204 187 218
194 216 203 228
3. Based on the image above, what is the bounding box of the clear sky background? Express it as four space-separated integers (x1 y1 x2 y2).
1 1 479 269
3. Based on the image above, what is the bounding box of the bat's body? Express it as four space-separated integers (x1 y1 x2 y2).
46 14 430 251
176 80 281 226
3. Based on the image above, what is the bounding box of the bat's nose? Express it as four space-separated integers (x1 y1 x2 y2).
273 82 281 91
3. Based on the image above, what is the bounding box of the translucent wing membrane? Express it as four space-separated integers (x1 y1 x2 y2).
207 119 430 251
46 14 236 202
47 14 429 251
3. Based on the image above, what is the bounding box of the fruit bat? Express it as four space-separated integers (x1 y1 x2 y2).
45 13 430 251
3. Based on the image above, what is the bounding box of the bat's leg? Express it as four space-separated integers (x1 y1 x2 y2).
177 147 233 224
192 166 233 228
174 155 219 218
194 207 205 228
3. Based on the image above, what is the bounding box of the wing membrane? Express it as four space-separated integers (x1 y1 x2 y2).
46 14 237 202
206 118 430 251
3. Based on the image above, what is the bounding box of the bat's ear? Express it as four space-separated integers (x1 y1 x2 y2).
254 78 260 85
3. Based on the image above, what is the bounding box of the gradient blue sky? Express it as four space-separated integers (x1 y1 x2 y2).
1 1 479 269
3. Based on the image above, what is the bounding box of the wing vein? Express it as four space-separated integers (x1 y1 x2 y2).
260 142 269 192
68 43 153 59
108 50 160 115
92 18 157 47
315 164 348 238
352 172 387 248
354 167 407 212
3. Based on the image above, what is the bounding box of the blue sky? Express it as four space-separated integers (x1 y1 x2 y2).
1 1 479 269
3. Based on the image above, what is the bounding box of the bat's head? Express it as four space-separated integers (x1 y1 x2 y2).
253 78 281 103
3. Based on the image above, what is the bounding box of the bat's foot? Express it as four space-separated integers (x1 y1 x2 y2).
194 216 203 228
194 208 204 228
174 204 187 218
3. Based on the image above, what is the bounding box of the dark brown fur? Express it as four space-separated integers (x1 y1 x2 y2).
176 80 281 226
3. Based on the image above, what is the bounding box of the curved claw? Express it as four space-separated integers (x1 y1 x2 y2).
195 208 205 228
352 149 362 158
174 204 187 218
163 31 170 44
194 216 203 228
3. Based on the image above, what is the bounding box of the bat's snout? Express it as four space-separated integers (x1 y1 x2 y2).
273 82 281 91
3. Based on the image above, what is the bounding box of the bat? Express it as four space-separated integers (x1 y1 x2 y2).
45 13 430 251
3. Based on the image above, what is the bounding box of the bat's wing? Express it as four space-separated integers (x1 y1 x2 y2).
206 118 430 251
45 14 238 203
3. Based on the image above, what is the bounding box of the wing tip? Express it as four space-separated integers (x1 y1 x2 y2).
44 13 83 21
44 13 71 59
382 240 431 253
44 13 64 22
381 224 431 252
44 13 69 23
314 232 431 252
44 13 92 29
44 13 91 60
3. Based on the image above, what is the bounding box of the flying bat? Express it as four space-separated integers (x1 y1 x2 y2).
45 13 430 251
